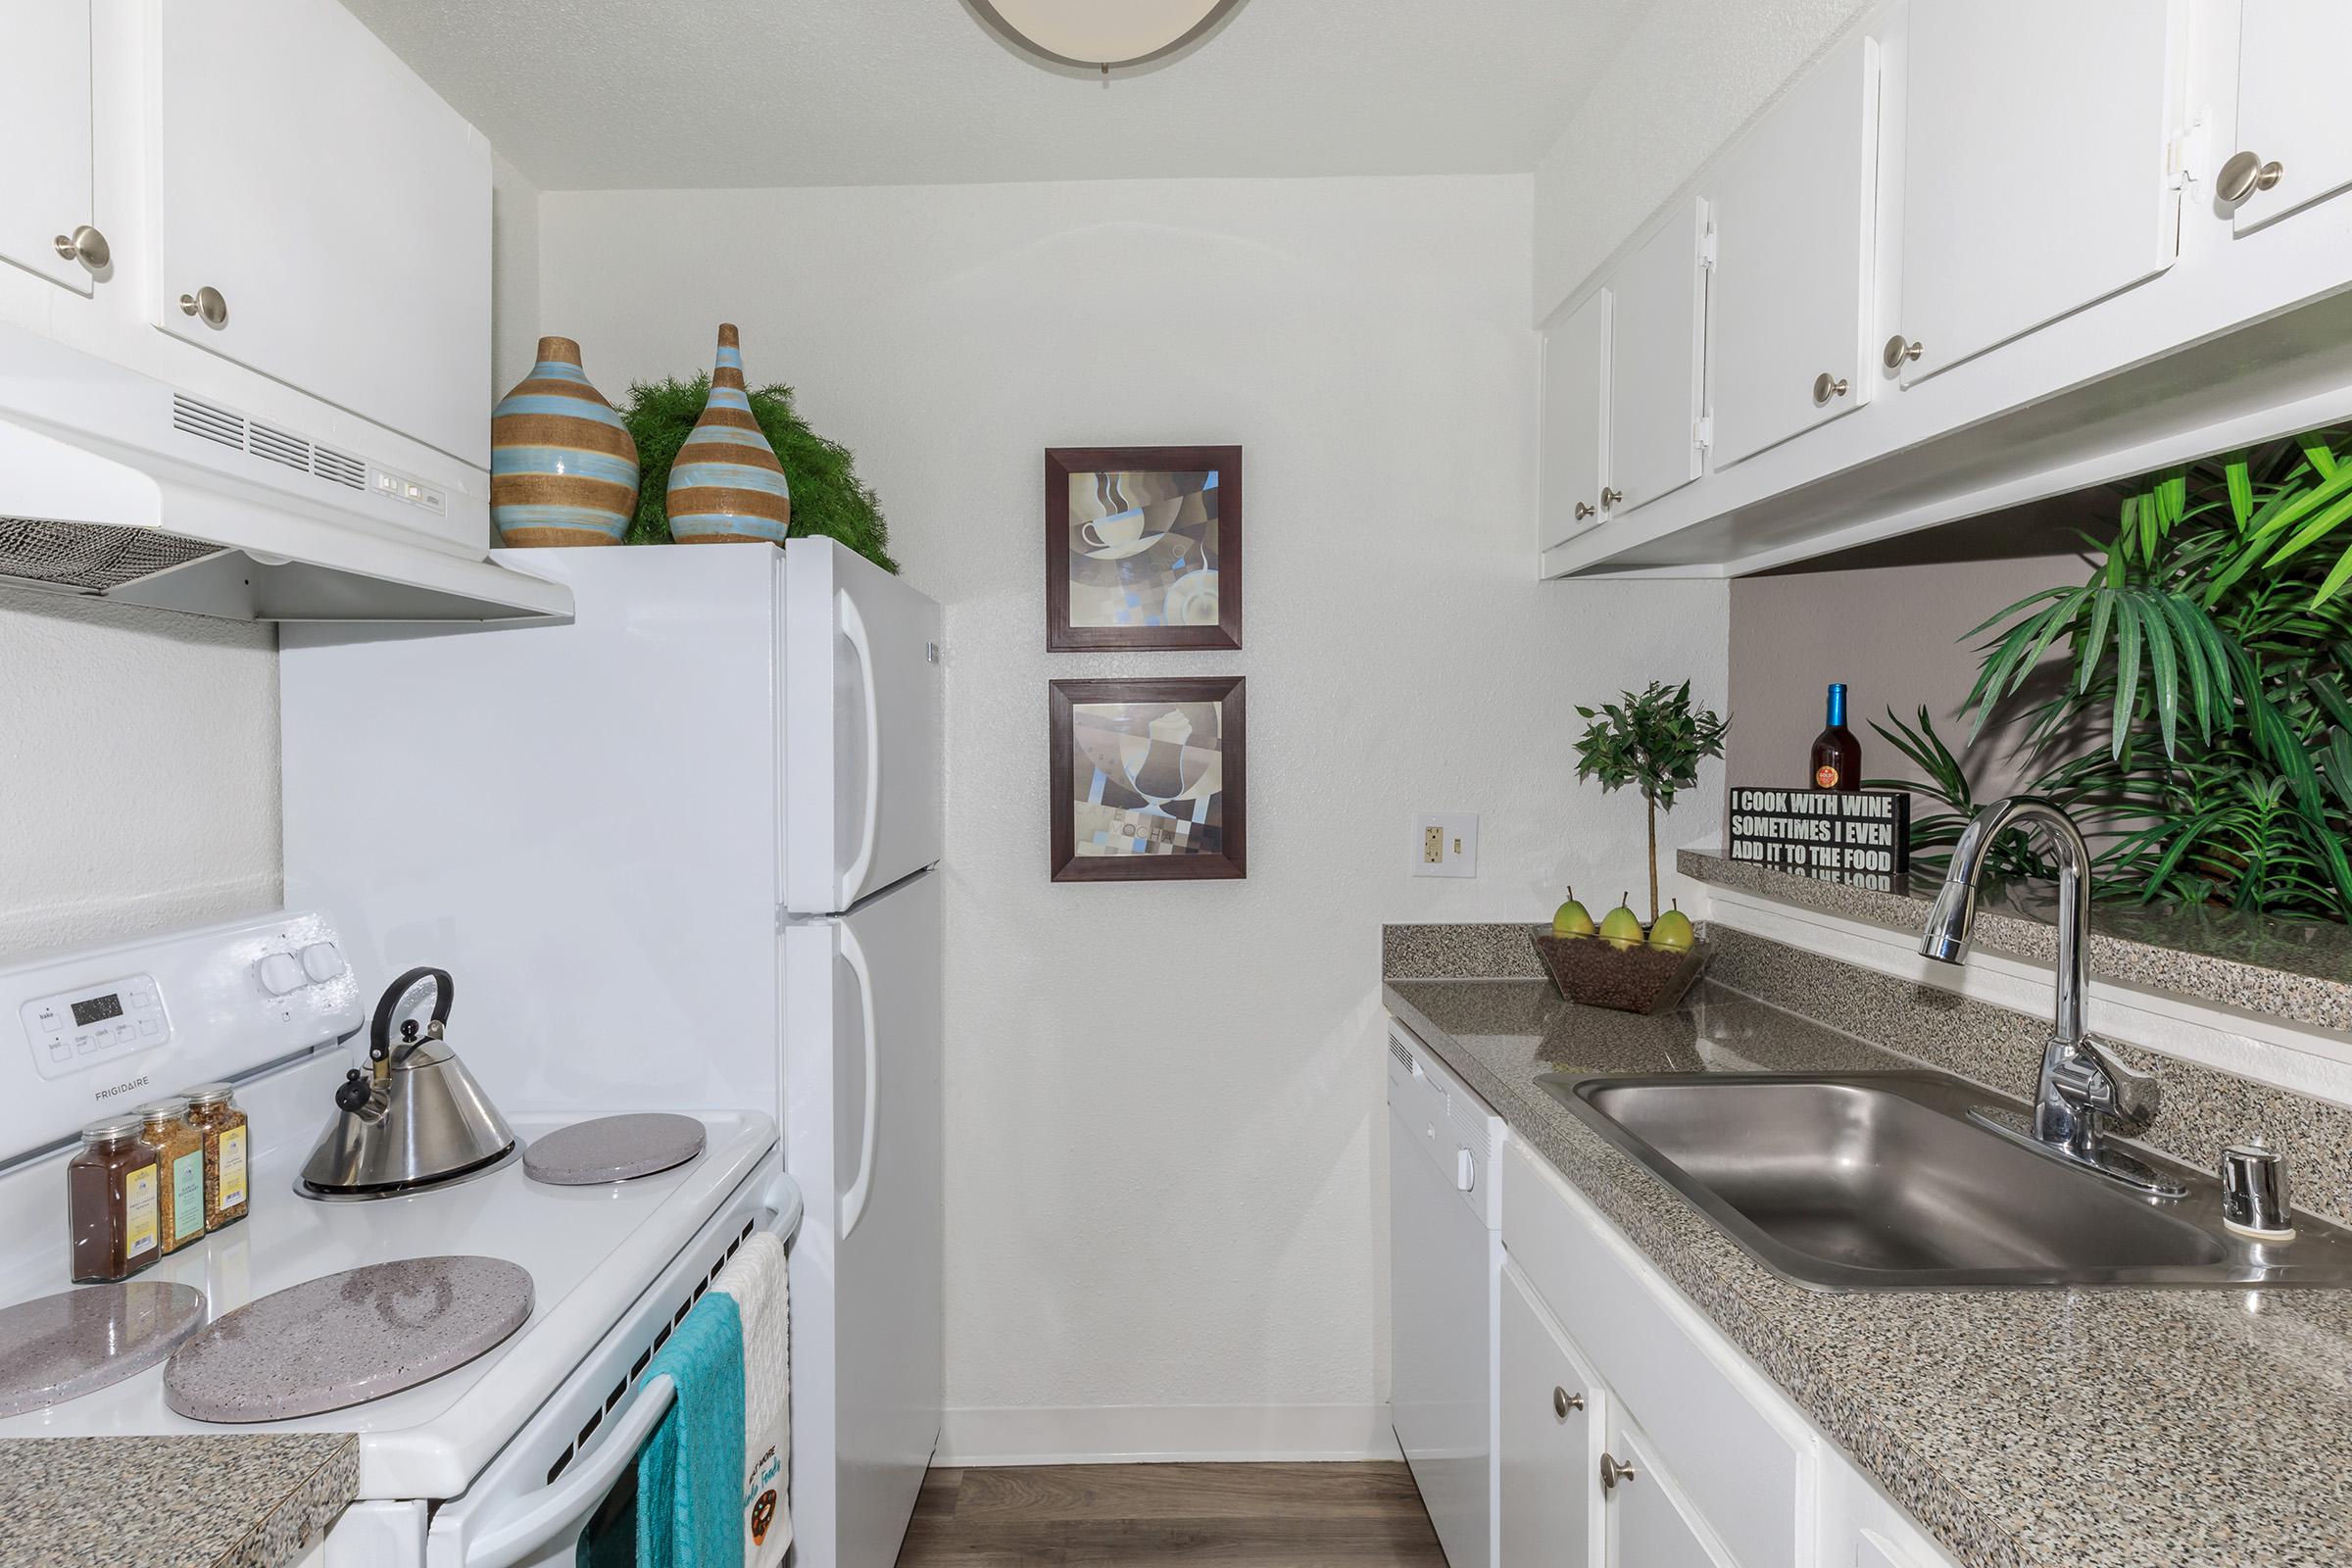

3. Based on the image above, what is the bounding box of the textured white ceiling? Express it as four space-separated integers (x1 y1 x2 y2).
339 0 1653 189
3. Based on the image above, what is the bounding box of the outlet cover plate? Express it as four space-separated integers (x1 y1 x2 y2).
1413 813 1479 878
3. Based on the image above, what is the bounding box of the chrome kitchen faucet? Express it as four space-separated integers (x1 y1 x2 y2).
1917 796 2184 1198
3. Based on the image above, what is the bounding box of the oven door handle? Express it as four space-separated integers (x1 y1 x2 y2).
460 1373 677 1568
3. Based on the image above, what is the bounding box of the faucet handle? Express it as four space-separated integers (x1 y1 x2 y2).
2049 1037 2160 1138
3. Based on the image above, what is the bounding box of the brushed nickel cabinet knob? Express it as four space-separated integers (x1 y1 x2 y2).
1883 334 1924 370
2217 150 2285 204
179 286 229 328
1601 486 1624 509
1552 1386 1585 1419
52 224 110 271
1813 372 1849 404
1600 1451 1638 1493
1573 501 1595 521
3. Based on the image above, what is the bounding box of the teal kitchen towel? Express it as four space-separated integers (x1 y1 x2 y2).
634 1291 748 1568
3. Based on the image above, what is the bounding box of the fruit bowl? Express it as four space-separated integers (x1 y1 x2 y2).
1532 932 1709 1015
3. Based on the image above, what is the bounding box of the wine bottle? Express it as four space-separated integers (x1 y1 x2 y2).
1811 682 1860 792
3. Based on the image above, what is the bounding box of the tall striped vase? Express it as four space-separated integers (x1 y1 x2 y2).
665 323 792 545
489 336 639 547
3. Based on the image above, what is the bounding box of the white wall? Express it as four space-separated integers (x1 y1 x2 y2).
490 148 544 399
542 174 1729 1461
1531 0 1871 322
0 585 279 959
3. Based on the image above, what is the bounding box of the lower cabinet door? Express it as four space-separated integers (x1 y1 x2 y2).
1604 1416 1730 1568
1499 1260 1601 1568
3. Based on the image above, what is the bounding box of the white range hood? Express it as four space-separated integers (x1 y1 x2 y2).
0 326 569 623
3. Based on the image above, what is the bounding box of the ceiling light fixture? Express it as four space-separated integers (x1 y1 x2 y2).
966 0 1248 78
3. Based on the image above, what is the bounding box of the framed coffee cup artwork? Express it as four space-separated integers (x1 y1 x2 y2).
1050 677 1246 881
1045 446 1242 651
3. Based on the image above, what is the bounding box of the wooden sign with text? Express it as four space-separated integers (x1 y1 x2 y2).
1727 787 1910 889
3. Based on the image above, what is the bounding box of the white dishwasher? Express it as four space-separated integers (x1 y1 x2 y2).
1388 1019 1505 1568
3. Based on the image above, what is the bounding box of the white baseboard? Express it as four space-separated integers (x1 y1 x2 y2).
936 1402 1401 1467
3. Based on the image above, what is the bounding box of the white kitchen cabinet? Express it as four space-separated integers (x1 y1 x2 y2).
153 0 491 465
1604 1417 1726 1568
0 0 99 296
1540 289 1612 550
2225 2 2352 235
1499 1260 1602 1568
1605 198 1708 514
1887 0 2180 384
1704 31 1880 468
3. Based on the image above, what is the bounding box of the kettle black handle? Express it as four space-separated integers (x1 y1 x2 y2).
369 966 455 1064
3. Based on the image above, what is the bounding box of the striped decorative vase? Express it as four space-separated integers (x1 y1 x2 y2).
665 323 791 545
489 337 639 547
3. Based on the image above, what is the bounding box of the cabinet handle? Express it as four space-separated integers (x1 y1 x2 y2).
1599 1451 1638 1494
1812 372 1849 404
52 225 110 272
1601 487 1624 509
2217 150 2285 205
1552 1386 1585 1419
1573 501 1595 521
1883 335 1923 371
179 286 229 328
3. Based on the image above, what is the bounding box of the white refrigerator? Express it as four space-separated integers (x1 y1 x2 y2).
279 539 945 1568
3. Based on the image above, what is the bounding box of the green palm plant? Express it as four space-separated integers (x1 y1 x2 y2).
1944 430 2352 920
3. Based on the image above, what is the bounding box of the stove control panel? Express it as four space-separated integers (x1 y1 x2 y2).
0 910 365 1160
23 973 172 1083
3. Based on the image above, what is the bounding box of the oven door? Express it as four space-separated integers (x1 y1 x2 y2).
424 1162 802 1568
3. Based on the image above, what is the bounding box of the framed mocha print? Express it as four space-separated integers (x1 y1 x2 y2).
1051 677 1247 881
1046 446 1242 651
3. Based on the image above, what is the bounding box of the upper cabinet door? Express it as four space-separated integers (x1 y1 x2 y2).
1705 32 1880 469
1889 0 2180 385
2227 2 2352 235
1540 289 1611 551
153 0 491 465
1608 198 1708 514
0 0 97 295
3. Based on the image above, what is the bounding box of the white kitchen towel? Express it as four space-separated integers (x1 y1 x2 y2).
711 1230 790 1568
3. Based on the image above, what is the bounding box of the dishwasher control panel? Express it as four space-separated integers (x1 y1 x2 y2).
1388 1021 1506 1228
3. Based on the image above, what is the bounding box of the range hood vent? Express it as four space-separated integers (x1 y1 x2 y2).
0 326 568 624
0 515 225 592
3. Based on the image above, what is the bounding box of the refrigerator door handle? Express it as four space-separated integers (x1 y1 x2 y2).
837 919 881 1241
838 587 883 906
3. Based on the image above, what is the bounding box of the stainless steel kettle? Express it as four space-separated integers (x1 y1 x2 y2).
299 966 518 1198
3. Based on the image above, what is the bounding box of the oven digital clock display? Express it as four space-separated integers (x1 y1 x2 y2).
71 994 125 1027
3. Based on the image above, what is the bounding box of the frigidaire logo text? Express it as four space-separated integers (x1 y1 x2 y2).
93 1074 151 1102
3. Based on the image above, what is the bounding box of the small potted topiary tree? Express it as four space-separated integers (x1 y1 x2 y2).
1537 680 1728 1013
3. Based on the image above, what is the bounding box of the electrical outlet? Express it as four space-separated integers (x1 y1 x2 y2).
1412 813 1479 879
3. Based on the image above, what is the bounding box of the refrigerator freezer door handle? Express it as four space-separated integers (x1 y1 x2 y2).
837 920 881 1241
838 587 883 907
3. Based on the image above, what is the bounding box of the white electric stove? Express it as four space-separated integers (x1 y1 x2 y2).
0 911 798 1568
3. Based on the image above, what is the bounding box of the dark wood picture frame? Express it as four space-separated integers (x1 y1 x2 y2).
1045 445 1243 652
1050 677 1248 882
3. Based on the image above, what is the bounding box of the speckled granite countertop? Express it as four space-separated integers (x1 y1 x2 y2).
1682 845 2352 1032
1384 970 2352 1568
0 1433 357 1568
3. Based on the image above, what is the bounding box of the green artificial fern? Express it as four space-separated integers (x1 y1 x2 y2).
617 374 897 572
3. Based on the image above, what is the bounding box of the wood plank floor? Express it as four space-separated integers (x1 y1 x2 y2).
893 1462 1447 1566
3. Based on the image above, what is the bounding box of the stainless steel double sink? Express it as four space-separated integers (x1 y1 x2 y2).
1539 1070 2352 1290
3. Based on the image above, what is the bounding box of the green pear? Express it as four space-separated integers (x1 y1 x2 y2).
1551 887 1595 939
1596 894 1645 954
1648 901 1695 953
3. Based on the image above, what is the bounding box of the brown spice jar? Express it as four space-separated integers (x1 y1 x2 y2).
138 1099 207 1254
68 1117 162 1284
183 1083 250 1229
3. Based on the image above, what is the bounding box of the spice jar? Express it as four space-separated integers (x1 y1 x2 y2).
182 1083 250 1230
137 1099 207 1255
68 1116 162 1283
